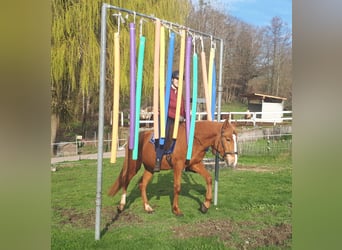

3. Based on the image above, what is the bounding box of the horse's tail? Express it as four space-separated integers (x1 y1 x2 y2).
107 177 120 197
107 144 130 197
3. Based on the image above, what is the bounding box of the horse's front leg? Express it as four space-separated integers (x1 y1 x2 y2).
172 164 184 216
188 163 213 213
139 169 154 213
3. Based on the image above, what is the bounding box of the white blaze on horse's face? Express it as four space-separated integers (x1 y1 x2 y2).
232 134 238 167
225 133 238 168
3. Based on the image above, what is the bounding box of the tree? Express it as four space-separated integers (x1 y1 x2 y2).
229 22 263 100
51 0 191 147
187 3 292 105
187 3 264 103
263 16 292 96
51 0 101 149
187 3 236 103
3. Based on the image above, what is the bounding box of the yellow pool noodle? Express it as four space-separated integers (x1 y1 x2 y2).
200 51 212 121
110 32 120 163
208 47 215 106
173 29 186 139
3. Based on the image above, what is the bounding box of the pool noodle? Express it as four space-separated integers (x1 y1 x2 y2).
211 62 216 120
132 36 146 160
159 26 166 139
200 51 212 121
186 53 198 160
110 32 120 163
173 29 186 139
185 36 192 142
160 32 175 146
129 23 136 150
153 19 161 139
208 47 215 114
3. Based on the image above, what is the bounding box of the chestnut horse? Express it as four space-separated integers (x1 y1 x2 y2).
108 119 238 216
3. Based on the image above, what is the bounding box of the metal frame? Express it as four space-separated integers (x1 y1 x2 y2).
95 3 224 240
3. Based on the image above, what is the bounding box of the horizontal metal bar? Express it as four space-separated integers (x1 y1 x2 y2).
104 4 223 41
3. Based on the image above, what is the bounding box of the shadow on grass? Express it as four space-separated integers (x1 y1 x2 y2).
100 212 120 237
124 171 206 210
101 170 207 237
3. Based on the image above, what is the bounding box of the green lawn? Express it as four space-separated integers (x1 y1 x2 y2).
221 101 248 112
52 154 292 249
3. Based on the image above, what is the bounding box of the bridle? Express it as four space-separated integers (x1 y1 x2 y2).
212 124 238 160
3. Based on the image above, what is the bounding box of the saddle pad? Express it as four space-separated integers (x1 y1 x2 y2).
150 133 176 155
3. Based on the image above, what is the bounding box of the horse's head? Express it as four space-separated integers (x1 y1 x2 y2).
212 119 238 168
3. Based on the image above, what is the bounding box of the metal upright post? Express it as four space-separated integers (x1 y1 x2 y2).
95 3 108 241
214 39 224 206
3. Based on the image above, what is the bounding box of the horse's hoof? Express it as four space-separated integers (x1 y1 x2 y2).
172 209 184 217
173 212 184 217
200 203 208 213
144 203 154 213
117 206 123 214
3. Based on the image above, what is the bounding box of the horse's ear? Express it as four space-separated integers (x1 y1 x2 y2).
223 118 230 128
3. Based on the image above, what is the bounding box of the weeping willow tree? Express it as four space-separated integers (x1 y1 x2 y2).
51 0 191 147
51 0 101 148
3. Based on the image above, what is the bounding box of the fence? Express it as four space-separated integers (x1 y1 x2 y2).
224 111 292 126
51 138 126 158
238 133 292 156
51 124 292 159
124 110 292 126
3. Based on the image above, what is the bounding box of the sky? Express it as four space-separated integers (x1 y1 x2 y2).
192 0 292 29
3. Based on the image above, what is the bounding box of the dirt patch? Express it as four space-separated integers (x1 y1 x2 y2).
259 223 292 247
54 207 291 248
236 165 277 172
172 219 291 249
172 219 234 242
54 207 143 229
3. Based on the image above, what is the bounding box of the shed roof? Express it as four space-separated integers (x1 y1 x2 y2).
242 93 287 101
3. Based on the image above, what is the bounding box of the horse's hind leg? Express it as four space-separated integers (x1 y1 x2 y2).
188 163 212 213
139 169 154 213
118 157 142 213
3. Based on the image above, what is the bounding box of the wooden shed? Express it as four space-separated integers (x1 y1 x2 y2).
242 93 287 122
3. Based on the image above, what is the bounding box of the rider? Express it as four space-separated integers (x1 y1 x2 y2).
154 70 185 172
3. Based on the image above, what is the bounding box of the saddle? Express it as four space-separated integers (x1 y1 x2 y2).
149 134 176 152
150 134 175 167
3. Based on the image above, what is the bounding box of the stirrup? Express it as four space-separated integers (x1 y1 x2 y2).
154 158 161 172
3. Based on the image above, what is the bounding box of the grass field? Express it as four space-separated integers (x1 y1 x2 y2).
52 153 291 249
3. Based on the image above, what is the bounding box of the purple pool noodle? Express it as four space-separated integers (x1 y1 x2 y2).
185 36 192 142
129 23 136 149
211 62 216 120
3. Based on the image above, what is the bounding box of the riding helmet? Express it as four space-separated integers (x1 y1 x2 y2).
172 70 179 79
